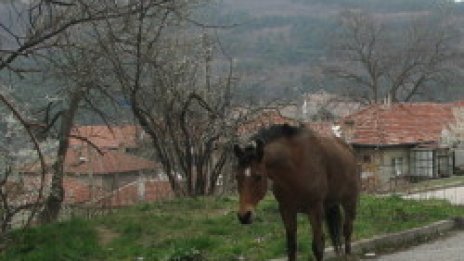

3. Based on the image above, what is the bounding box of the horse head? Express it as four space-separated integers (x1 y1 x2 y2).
233 139 267 225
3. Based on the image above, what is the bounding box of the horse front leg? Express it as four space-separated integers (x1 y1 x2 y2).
308 203 325 261
279 205 297 261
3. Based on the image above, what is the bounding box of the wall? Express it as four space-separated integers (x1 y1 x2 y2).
455 149 464 169
356 147 410 190
356 146 455 189
72 170 158 192
100 170 158 192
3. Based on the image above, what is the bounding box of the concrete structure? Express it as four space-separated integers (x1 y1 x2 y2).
340 102 464 191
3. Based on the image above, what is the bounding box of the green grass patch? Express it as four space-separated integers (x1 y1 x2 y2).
0 218 101 261
2 195 464 260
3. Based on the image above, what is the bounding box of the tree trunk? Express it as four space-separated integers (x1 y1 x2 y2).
195 165 205 196
38 90 83 223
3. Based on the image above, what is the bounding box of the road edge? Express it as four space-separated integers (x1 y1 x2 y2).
269 217 464 261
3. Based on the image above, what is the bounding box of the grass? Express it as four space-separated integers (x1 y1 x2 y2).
2 195 464 261
0 219 101 261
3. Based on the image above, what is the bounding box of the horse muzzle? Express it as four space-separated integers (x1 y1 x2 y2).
237 211 254 225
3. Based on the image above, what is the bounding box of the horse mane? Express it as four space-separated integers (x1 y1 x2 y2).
251 124 305 144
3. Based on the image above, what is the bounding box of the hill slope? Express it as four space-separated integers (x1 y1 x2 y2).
202 0 464 101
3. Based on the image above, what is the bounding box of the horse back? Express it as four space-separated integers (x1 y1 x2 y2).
265 132 359 206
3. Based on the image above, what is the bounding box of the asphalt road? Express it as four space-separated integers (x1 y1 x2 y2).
375 230 464 261
374 186 464 260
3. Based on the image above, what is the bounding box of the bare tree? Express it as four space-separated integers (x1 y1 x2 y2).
0 0 151 223
84 0 243 196
324 8 462 104
0 1 244 223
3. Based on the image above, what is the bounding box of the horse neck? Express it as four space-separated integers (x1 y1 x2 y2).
263 141 300 192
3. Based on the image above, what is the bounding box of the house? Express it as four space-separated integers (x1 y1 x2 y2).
17 124 172 204
17 146 173 208
7 174 174 228
6 175 105 208
340 102 464 189
20 146 161 192
64 147 161 191
97 179 174 208
69 125 146 152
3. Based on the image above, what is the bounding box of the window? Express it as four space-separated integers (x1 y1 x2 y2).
411 150 433 177
392 157 403 176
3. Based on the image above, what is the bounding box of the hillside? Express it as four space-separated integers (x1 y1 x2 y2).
201 0 464 102
1 0 463 111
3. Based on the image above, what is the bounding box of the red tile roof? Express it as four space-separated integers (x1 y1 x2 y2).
64 148 157 175
70 125 143 149
97 180 174 207
20 148 158 175
341 102 463 146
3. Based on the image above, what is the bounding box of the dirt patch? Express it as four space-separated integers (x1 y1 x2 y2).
96 226 119 246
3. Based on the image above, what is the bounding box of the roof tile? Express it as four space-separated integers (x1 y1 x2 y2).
341 102 463 146
20 148 158 175
69 125 143 149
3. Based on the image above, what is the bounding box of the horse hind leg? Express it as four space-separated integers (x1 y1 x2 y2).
341 200 357 255
308 203 325 261
324 204 342 255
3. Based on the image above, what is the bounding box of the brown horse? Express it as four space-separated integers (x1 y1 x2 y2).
233 124 360 261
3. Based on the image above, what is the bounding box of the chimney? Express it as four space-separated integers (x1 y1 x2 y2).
343 119 355 142
384 93 392 107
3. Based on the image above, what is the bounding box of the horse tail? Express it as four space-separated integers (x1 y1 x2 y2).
325 204 342 253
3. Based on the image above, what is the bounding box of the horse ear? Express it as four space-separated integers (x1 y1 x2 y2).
233 144 244 159
255 139 264 161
